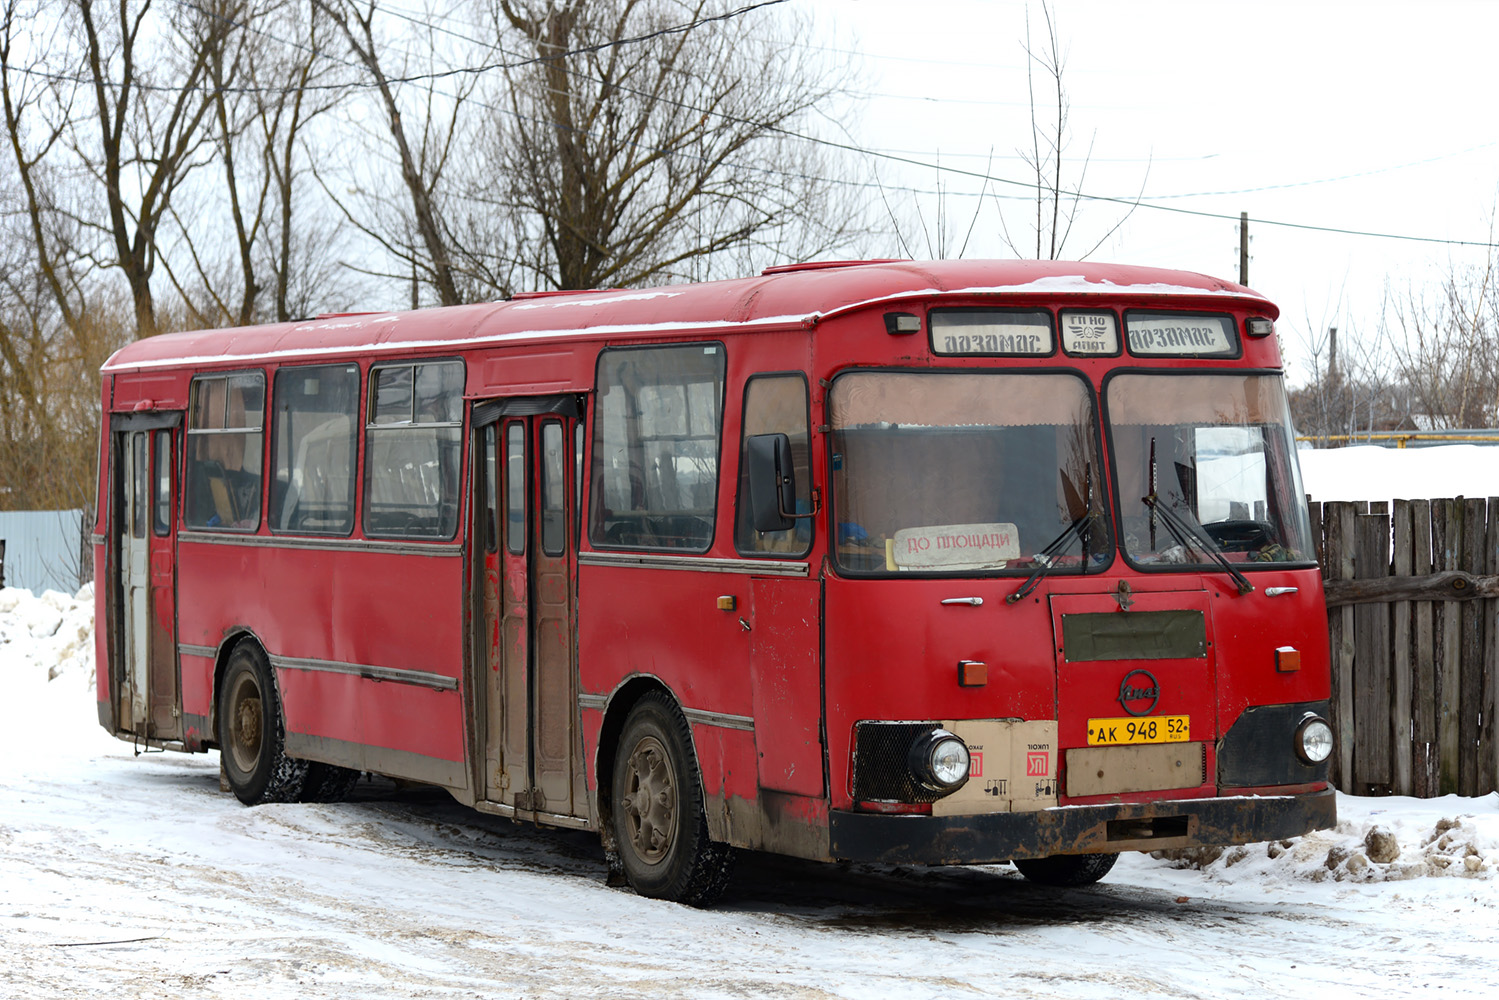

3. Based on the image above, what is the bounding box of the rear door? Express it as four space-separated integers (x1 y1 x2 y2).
112 420 181 741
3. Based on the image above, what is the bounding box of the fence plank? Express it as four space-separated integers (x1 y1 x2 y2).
1411 499 1438 797
1391 500 1414 796
1435 498 1463 796
1353 512 1392 789
1325 501 1360 791
1485 499 1499 796
1458 498 1486 795
1309 499 1323 565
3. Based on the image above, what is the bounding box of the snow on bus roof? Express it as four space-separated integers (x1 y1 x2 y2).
101 259 1273 372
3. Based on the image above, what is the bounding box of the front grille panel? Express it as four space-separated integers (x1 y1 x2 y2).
851 721 940 802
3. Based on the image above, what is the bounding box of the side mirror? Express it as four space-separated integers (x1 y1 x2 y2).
746 432 796 533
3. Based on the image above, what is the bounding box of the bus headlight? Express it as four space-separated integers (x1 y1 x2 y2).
1294 715 1334 765
909 729 971 791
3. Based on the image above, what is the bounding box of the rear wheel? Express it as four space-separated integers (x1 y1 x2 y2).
218 641 306 804
611 692 733 906
1014 852 1119 887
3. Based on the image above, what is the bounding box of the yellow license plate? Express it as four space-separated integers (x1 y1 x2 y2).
1087 715 1190 746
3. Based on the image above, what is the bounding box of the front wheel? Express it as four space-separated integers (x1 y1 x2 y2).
218 641 307 804
611 693 733 906
1014 852 1119 887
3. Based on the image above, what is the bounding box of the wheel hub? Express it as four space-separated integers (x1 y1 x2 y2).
227 677 263 773
621 736 677 864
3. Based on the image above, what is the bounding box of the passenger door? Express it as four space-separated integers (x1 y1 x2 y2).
112 421 181 741
474 401 585 818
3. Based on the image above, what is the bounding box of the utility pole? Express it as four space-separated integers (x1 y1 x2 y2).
1239 211 1250 285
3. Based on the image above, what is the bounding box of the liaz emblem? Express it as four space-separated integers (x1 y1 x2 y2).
1117 668 1160 716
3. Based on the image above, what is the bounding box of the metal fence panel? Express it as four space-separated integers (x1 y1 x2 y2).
0 509 85 596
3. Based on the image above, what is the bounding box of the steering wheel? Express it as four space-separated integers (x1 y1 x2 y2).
1202 519 1275 553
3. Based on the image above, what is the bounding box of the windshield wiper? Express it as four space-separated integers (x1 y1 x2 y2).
1008 466 1096 605
1007 511 1095 604
1141 490 1254 596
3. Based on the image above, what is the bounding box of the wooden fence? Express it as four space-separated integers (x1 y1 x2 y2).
1311 497 1499 798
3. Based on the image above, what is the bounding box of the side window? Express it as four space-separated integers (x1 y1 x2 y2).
364 359 464 539
590 344 724 551
505 422 525 555
152 429 171 536
574 421 584 545
184 372 265 530
540 420 566 556
481 424 499 554
131 432 148 538
735 374 812 556
270 364 359 535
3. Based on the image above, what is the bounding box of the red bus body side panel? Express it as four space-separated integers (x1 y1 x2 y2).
747 577 824 797
175 541 467 765
577 564 756 721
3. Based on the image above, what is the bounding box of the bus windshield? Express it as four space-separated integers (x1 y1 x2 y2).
1107 372 1315 567
829 371 1111 575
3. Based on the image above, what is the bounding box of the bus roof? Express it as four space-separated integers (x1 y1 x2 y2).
101 259 1275 372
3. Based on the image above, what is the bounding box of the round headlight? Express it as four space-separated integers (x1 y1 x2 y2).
1295 715 1334 764
910 729 971 791
930 737 970 785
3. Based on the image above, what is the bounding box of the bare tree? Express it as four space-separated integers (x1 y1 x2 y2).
313 0 476 306
161 0 353 326
478 0 866 292
995 0 1141 262
1381 248 1499 429
3 0 240 337
1288 314 1401 444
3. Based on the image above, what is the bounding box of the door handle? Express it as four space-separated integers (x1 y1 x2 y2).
941 597 984 606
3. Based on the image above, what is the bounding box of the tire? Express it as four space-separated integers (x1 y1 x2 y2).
1014 852 1119 887
611 692 734 906
299 762 362 803
218 641 307 805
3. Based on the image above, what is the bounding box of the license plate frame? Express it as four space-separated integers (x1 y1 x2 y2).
1086 715 1190 746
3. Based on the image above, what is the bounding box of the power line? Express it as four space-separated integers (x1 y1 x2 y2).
12 0 1499 251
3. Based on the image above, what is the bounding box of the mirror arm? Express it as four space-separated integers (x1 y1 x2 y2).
779 485 821 520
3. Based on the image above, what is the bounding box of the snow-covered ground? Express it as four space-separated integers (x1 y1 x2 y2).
4 586 1499 999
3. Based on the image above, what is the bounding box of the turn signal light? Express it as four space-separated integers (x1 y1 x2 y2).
1275 647 1301 672
958 660 988 687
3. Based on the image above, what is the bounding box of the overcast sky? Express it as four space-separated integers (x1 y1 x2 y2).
822 0 1499 383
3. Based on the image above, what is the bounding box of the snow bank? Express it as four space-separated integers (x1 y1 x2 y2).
0 583 93 680
1 583 98 744
1155 794 1499 882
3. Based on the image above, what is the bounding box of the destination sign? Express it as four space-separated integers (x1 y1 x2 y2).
891 522 1020 570
1126 312 1237 356
930 309 1053 357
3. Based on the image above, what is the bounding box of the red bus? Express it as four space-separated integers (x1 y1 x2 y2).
94 259 1335 904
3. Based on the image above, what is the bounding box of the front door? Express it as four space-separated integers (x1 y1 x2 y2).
474 406 584 818
114 425 180 741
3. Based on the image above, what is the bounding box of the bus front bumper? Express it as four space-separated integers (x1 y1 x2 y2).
828 787 1336 865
